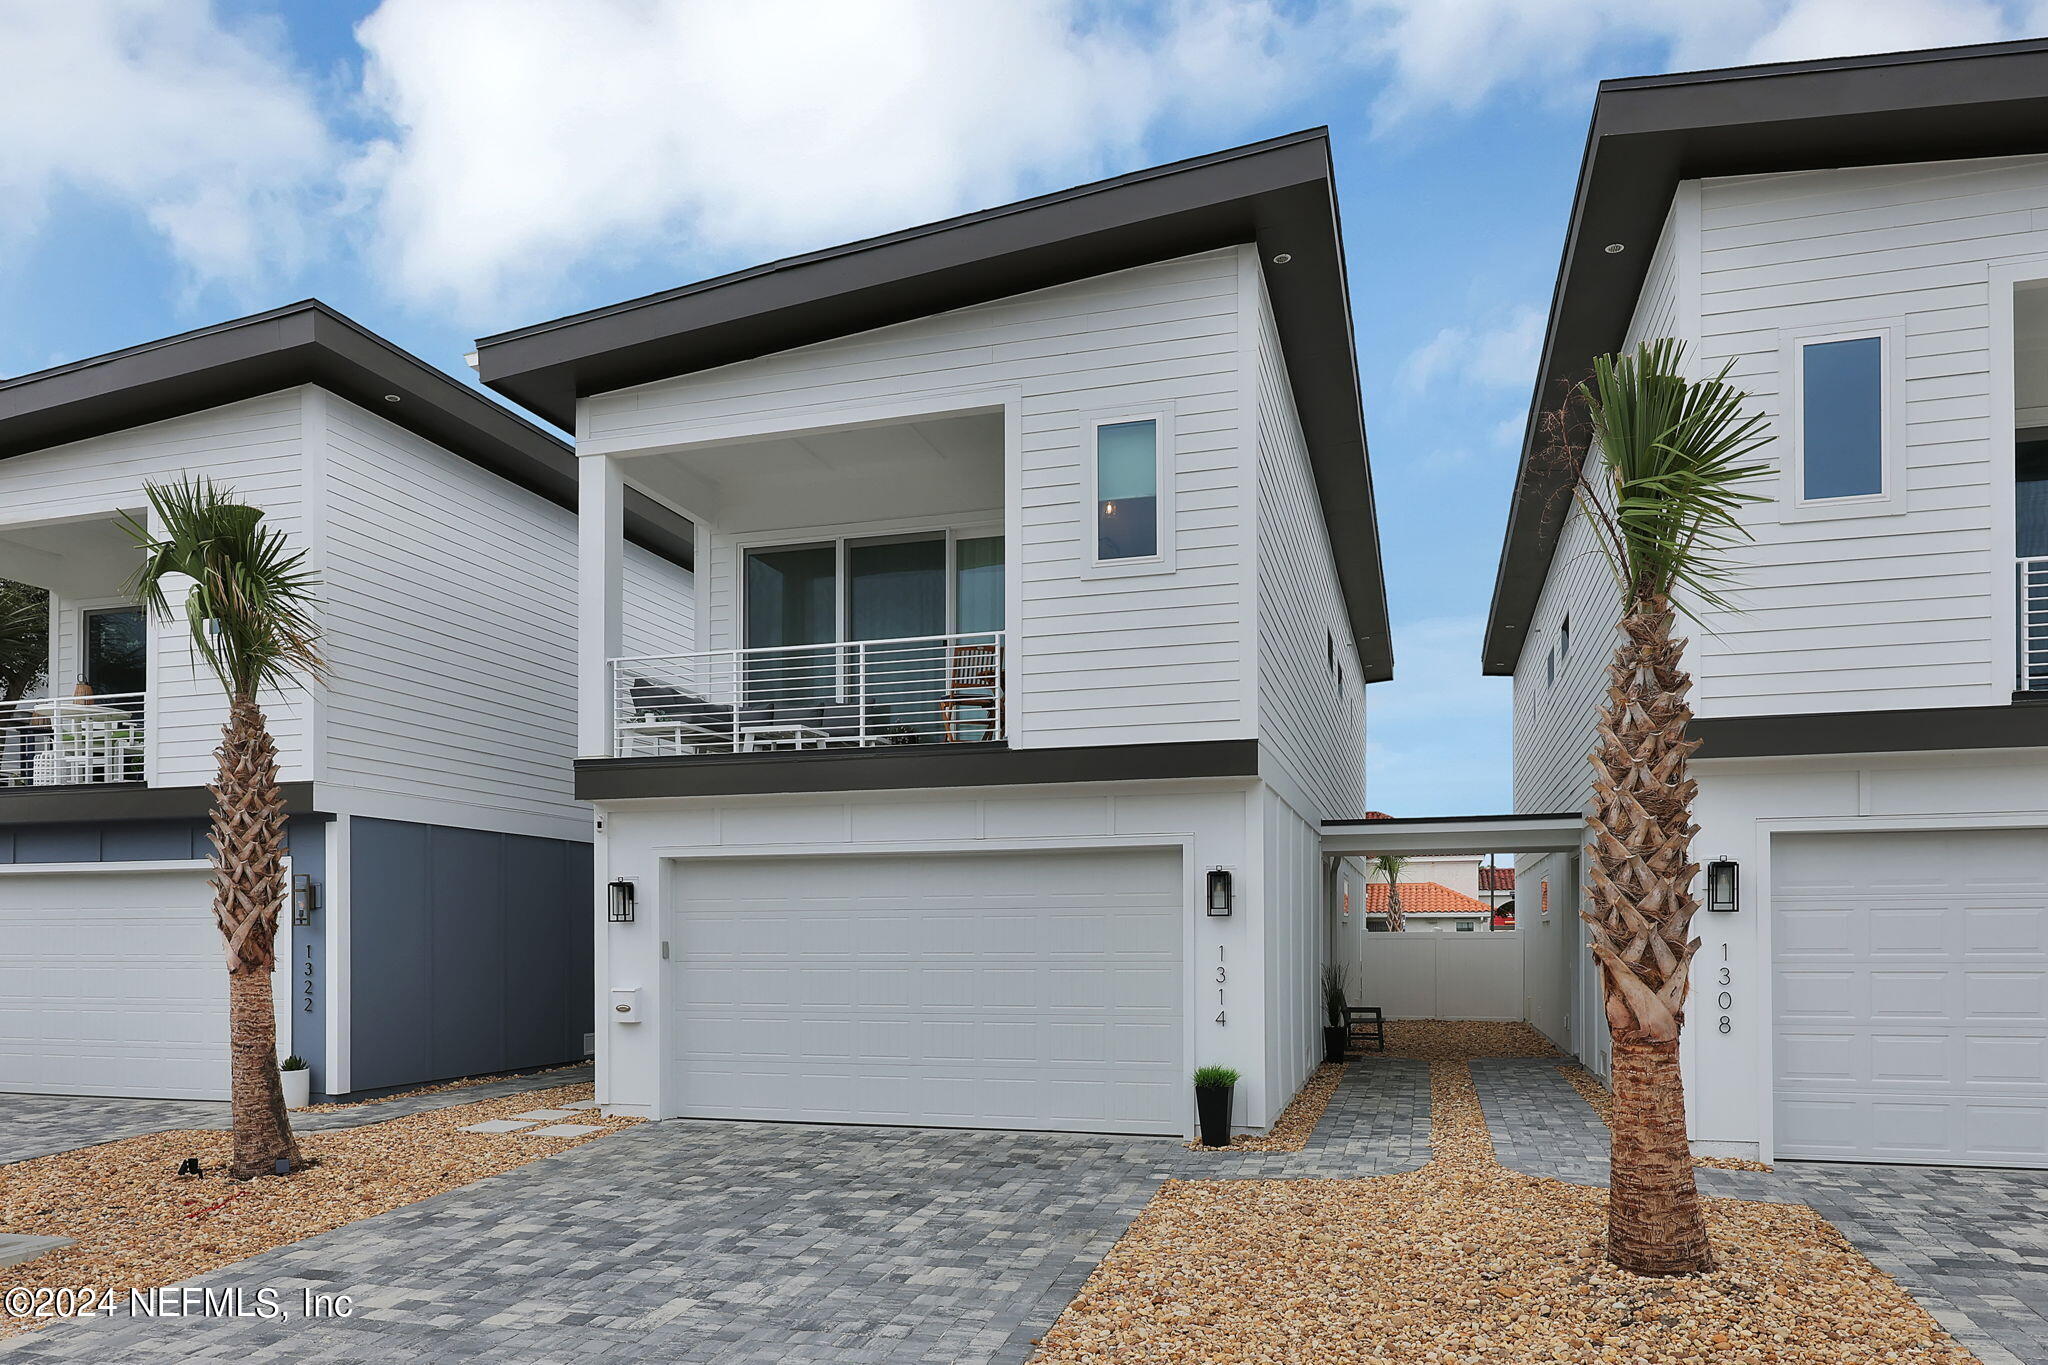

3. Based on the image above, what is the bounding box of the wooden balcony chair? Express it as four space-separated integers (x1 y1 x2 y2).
937 641 1001 742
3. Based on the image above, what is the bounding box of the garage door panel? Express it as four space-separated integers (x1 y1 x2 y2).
668 849 1184 1134
1775 830 2048 1167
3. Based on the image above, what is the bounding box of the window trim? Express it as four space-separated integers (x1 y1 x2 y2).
1083 407 1176 576
1779 321 1906 521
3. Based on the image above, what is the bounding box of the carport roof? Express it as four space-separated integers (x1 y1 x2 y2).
1322 812 1583 858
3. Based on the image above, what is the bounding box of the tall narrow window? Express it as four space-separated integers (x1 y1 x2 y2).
1558 614 1570 659
84 607 146 696
1095 419 1158 561
1801 336 1884 500
1545 648 1555 688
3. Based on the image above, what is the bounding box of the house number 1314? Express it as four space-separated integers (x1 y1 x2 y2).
1215 946 1226 1025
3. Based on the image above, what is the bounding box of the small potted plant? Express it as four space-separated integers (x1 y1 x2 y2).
1192 1065 1240 1147
279 1055 310 1110
1321 964 1351 1063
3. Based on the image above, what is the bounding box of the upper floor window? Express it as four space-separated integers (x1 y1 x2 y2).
84 606 146 696
1558 614 1570 660
1801 335 1884 499
1094 418 1160 563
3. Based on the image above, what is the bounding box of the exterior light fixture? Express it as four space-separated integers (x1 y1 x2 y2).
291 873 319 927
1271 252 1292 264
1705 859 1738 913
1205 868 1233 917
1603 242 1625 254
607 878 637 923
382 393 402 403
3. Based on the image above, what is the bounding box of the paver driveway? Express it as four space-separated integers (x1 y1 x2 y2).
0 1065 1432 1364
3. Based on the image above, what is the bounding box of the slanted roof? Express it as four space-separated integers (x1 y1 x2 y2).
1479 866 1516 892
473 130 1391 681
1365 882 1492 917
0 301 692 569
1485 37 2048 674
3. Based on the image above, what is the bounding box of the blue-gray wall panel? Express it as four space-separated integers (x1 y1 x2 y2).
348 816 592 1095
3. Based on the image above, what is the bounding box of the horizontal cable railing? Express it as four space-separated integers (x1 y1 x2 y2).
2023 557 2048 693
0 692 148 788
611 632 1004 757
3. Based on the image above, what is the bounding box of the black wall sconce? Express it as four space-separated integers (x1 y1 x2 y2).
1205 867 1233 917
1705 859 1739 914
608 878 637 923
291 873 318 927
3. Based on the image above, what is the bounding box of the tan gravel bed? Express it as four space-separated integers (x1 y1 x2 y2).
291 1061 588 1112
1560 1062 1775 1173
0 1081 638 1337
1029 1059 1971 1364
1368 1018 1563 1061
1185 1064 1345 1153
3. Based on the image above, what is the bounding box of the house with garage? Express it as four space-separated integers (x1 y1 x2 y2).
1495 38 2048 1166
472 130 1392 1138
0 301 694 1103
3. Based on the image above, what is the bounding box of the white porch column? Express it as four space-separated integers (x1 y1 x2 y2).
579 454 624 758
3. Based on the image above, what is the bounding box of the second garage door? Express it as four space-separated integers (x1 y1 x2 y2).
0 867 230 1100
1774 829 2048 1167
666 848 1184 1134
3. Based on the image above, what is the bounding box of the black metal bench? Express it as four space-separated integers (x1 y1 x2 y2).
1345 1005 1386 1053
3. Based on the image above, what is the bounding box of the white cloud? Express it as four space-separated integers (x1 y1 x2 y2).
1400 305 1543 395
1739 0 2013 63
0 1 334 291
349 0 1309 313
1365 616 1514 814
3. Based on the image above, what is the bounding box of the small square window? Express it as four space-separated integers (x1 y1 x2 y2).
1095 419 1158 561
1801 335 1884 500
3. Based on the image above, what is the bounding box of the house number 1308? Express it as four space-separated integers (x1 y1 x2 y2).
1215 946 1226 1025
1717 944 1732 1034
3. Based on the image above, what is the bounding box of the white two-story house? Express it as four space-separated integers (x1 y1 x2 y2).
474 131 1391 1137
1496 39 2048 1168
0 302 694 1102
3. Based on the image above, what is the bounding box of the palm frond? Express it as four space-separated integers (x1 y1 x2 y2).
121 476 323 698
1570 339 1775 615
0 580 50 701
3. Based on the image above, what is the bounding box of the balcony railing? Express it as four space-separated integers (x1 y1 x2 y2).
0 692 148 788
611 632 1004 757
2023 556 2048 692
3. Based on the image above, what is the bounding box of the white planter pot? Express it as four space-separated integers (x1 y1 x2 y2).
280 1068 311 1110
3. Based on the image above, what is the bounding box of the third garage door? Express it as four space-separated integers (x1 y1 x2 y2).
1774 829 2048 1166
666 848 1183 1134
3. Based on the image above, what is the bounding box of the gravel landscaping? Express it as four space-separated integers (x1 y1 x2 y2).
1186 1063 1346 1153
0 1081 638 1339
1031 1055 1973 1364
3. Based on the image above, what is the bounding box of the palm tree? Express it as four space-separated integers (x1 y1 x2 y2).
124 477 321 1179
1545 338 1771 1275
1370 854 1408 932
0 581 50 787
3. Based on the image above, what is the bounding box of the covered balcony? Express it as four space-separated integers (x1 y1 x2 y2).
0 513 149 788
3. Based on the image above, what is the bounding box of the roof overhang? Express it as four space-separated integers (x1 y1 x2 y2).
1484 37 2048 674
0 302 691 570
475 130 1390 681
1321 811 1583 858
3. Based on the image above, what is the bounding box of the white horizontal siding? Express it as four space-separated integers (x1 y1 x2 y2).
586 248 1251 749
317 394 586 828
621 542 695 661
1248 257 1365 819
0 391 313 787
1688 153 2048 715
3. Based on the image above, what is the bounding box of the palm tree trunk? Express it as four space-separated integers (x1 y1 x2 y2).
212 693 300 1178
1584 595 1711 1274
1385 882 1405 932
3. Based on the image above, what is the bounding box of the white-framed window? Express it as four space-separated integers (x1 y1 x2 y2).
1780 321 1904 519
1085 408 1174 573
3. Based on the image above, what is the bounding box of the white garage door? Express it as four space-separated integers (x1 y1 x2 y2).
666 848 1183 1134
1774 830 2048 1167
0 868 230 1100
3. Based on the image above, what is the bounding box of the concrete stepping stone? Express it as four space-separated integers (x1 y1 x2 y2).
522 1123 606 1138
562 1101 600 1111
0 1235 74 1269
460 1119 539 1134
505 1109 579 1121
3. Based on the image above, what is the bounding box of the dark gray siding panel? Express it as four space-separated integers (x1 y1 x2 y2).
348 816 592 1094
284 819 328 1094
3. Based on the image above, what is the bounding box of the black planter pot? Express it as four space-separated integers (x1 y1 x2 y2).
1323 1024 1349 1063
1195 1083 1234 1147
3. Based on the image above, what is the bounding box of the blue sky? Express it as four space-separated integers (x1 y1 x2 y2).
5 1 2045 814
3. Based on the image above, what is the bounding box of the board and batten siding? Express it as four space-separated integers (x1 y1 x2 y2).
1260 786 1328 1127
1248 259 1366 820
582 247 1253 749
0 391 313 787
1687 153 2048 715
318 395 692 834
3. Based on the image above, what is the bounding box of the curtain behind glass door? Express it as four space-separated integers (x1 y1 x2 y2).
743 545 836 707
848 537 945 740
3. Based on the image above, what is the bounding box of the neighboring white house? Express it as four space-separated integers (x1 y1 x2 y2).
1493 39 2048 1167
472 131 1392 1138
0 302 694 1102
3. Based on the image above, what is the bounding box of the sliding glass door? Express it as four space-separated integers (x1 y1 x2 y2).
743 544 836 704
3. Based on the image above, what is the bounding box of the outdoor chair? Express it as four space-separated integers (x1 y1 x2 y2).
937 641 1001 742
1345 1005 1386 1053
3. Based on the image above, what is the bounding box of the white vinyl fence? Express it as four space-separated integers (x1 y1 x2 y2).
1349 930 1524 1021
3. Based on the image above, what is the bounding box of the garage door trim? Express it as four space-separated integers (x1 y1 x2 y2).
653 835 1198 1134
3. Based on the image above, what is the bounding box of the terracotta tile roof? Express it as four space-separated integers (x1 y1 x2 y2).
1479 866 1516 891
1364 881 1493 917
